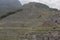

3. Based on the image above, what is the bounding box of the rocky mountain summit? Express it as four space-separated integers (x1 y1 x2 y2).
0 2 60 27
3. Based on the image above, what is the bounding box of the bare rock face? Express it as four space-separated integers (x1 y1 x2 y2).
0 0 22 17
42 11 60 27
0 2 60 27
0 2 50 27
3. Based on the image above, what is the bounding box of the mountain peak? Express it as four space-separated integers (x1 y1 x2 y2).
0 0 22 17
0 2 60 27
23 2 49 9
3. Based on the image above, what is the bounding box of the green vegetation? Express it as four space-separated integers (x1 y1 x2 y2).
0 27 60 40
0 27 60 30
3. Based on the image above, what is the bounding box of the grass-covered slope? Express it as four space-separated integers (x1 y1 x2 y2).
0 28 60 40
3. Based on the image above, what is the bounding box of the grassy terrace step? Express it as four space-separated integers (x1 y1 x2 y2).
0 27 59 40
0 27 60 31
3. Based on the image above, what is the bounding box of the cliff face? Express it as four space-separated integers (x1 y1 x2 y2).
0 0 22 17
0 2 60 27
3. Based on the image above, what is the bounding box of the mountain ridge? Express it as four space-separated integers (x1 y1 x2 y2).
0 0 22 17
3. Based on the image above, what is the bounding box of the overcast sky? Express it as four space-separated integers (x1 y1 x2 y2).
19 0 60 10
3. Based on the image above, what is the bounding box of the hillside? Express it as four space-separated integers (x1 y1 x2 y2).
0 2 60 27
0 2 60 40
